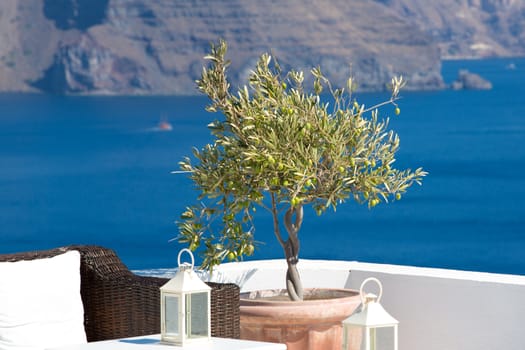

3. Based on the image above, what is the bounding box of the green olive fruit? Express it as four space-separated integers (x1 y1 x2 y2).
245 244 255 256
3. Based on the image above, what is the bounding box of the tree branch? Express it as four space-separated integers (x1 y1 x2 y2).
271 193 286 247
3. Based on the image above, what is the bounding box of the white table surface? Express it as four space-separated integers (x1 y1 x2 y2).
46 334 286 350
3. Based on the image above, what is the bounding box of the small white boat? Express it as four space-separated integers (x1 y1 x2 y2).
158 120 173 131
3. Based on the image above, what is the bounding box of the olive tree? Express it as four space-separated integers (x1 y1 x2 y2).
176 40 426 301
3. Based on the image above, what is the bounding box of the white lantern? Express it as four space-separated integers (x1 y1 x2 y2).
160 249 211 346
342 277 399 350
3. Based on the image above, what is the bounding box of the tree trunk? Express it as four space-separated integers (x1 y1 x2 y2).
283 205 303 301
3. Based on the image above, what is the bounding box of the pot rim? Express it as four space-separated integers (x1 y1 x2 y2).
240 287 359 306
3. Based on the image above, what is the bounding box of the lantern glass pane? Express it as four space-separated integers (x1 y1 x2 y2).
164 295 180 336
343 324 365 350
343 325 397 350
186 292 209 338
374 326 397 350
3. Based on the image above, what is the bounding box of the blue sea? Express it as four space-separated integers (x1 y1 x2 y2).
1 58 524 275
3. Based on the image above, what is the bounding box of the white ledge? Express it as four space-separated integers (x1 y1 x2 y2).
210 259 525 287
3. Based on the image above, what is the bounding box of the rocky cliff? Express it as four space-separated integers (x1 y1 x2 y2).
377 0 525 59
0 0 523 95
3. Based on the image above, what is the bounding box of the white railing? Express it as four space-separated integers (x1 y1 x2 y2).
209 259 525 350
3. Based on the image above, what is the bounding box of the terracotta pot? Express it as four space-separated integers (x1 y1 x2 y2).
240 288 361 350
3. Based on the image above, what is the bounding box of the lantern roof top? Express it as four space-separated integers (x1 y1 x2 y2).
344 278 398 327
160 264 211 293
344 295 399 327
161 249 211 293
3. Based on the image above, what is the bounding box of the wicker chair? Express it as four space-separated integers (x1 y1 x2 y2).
0 245 240 342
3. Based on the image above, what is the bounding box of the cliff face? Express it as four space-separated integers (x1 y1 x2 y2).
377 0 525 58
0 0 523 95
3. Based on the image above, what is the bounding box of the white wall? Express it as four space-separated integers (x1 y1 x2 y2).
211 259 525 350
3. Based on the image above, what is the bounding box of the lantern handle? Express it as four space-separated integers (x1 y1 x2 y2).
359 277 383 304
177 248 195 269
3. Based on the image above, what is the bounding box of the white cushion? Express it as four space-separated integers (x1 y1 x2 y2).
0 251 87 350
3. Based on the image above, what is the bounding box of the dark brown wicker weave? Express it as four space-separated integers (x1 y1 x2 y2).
0 245 240 342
